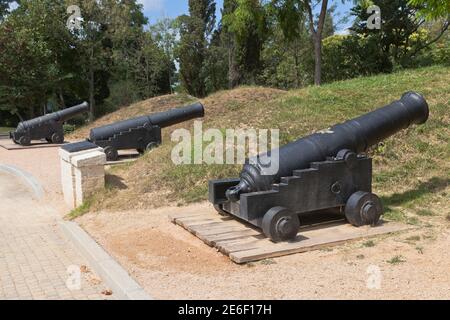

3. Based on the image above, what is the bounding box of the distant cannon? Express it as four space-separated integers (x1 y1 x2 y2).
10 102 89 146
89 102 205 161
209 92 429 242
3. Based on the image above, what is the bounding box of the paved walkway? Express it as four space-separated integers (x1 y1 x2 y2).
0 170 114 300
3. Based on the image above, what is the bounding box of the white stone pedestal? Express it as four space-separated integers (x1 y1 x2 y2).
59 147 106 209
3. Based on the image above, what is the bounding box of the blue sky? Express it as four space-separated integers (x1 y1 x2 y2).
139 0 355 32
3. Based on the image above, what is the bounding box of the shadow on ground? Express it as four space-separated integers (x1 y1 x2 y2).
106 174 128 190
381 177 449 212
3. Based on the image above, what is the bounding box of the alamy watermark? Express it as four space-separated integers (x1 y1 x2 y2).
66 265 82 291
171 121 280 175
366 264 382 290
367 5 382 30
66 5 82 31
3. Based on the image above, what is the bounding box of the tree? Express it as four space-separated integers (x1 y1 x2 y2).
408 0 450 20
271 0 330 86
68 0 149 120
150 18 178 94
351 0 449 68
0 0 75 118
0 0 14 20
222 0 268 87
177 0 216 97
203 27 229 93
407 0 449 59
0 0 173 124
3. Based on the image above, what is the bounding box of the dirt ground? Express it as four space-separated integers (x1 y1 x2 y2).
78 202 450 300
2 137 449 300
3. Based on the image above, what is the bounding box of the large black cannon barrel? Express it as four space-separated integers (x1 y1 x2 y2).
89 102 204 141
226 92 429 201
15 102 89 132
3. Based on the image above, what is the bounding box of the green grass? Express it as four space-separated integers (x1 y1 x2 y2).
84 65 450 216
0 127 13 133
405 235 421 242
416 209 435 216
65 199 93 220
387 255 407 265
362 240 376 247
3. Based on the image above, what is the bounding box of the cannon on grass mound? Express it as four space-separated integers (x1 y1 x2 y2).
10 102 89 146
209 92 429 242
89 102 205 161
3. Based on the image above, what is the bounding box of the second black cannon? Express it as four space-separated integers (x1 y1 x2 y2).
89 102 205 161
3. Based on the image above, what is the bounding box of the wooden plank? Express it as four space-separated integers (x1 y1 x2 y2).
191 224 249 237
171 210 412 264
186 217 245 229
207 229 262 245
298 219 346 232
169 211 213 221
230 223 411 264
197 229 257 246
174 216 225 228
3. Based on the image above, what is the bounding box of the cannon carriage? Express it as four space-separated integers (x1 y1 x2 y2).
209 92 429 242
10 102 89 146
89 102 205 161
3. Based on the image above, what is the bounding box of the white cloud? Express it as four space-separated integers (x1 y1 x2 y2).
137 0 164 12
9 1 19 11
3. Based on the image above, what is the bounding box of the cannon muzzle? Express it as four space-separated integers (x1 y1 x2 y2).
226 92 429 201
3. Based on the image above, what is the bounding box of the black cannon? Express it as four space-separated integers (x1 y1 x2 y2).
89 102 205 161
209 92 429 242
10 102 89 146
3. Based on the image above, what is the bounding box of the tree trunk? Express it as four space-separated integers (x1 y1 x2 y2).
293 41 301 88
88 64 95 122
313 34 322 86
305 0 328 86
58 88 66 109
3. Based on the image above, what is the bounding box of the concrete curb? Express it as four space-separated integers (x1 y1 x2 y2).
0 164 44 199
60 221 152 300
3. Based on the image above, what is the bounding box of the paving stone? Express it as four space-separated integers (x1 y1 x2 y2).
0 171 115 300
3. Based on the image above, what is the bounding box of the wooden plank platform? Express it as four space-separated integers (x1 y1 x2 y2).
170 211 411 264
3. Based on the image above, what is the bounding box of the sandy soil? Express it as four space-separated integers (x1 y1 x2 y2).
78 202 450 300
2 136 449 300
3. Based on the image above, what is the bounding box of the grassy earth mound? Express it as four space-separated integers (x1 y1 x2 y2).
74 67 449 225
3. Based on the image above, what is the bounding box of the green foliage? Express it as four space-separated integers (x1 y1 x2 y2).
66 198 93 220
0 0 13 20
387 255 406 265
350 0 448 70
408 0 450 20
222 0 268 87
63 124 76 134
430 30 450 65
0 0 74 118
259 19 314 88
362 240 376 247
176 0 216 97
0 0 175 126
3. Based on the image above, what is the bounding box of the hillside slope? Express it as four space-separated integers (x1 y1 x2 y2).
79 66 449 224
